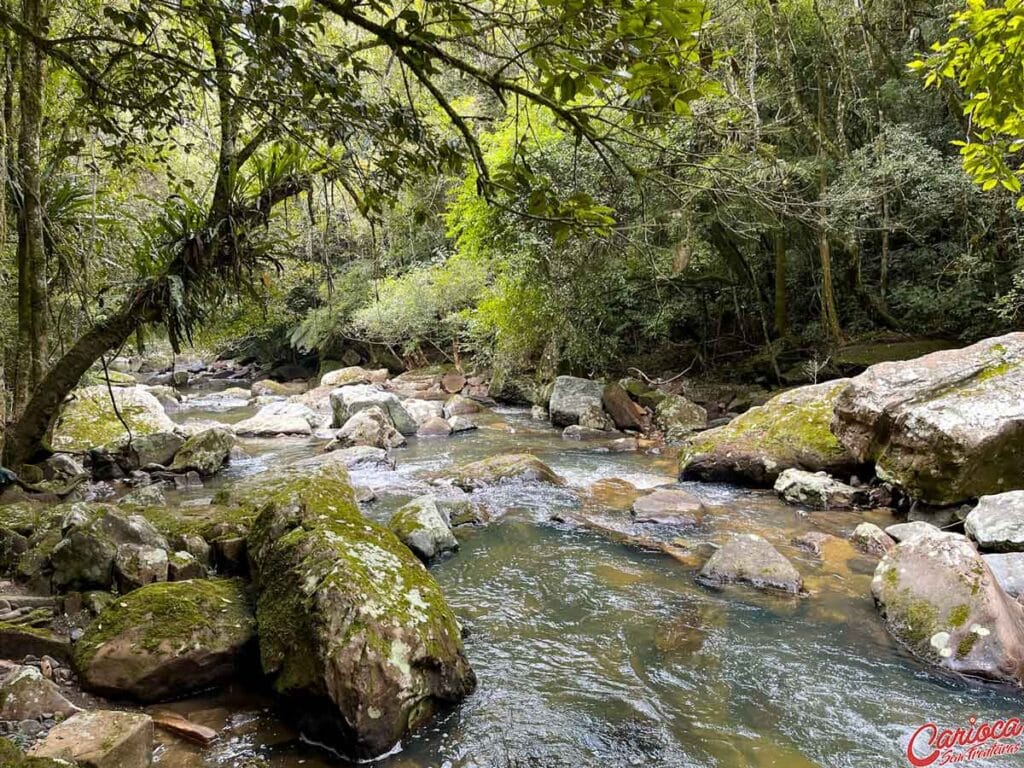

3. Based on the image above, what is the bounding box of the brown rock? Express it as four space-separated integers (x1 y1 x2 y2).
631 489 705 526
151 710 218 746
602 382 649 432
441 372 467 394
31 710 154 768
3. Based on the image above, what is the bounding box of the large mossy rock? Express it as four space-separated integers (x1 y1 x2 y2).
680 379 857 486
654 394 706 442
831 333 1024 505
168 427 235 476
73 578 255 702
871 532 1024 684
242 452 476 758
441 453 564 491
52 386 178 452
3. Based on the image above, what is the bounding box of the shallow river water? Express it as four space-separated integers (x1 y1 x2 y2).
148 395 1023 768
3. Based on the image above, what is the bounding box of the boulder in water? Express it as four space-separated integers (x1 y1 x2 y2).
234 401 319 436
417 416 453 437
698 534 803 594
442 454 563 491
330 385 418 435
871 532 1024 683
773 468 868 509
680 379 858 486
601 382 649 432
964 491 1024 552
850 522 896 557
244 453 475 757
73 578 255 701
631 489 704 526
404 398 445 427
884 521 946 543
330 406 407 450
168 427 235 476
831 333 1024 505
321 366 381 388
549 376 604 427
443 394 481 418
389 496 459 561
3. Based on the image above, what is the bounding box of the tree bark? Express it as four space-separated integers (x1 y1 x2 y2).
773 228 788 337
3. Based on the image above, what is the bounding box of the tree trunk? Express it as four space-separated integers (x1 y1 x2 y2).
773 228 788 337
13 0 48 414
2 294 158 468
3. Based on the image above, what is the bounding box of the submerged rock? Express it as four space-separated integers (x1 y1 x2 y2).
331 406 407 450
680 380 857 486
654 394 706 442
30 709 153 768
549 376 604 427
773 468 868 509
389 496 459 561
871 532 1024 684
442 454 564 491
698 534 803 594
234 401 319 436
243 453 475 758
330 385 418 435
964 491 1024 552
168 427 235 476
73 578 255 702
447 415 477 434
417 416 453 437
53 386 178 453
831 333 1024 505
322 445 396 471
631 489 704 526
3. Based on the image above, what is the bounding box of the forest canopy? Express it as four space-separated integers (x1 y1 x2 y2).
0 0 1023 467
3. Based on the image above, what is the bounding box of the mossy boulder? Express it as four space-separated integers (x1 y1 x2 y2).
330 406 406 450
389 496 458 561
73 578 256 702
654 394 707 442
441 453 564 491
243 452 475 758
549 376 604 427
52 386 178 452
168 426 235 476
680 379 858 486
0 738 72 767
871 532 1024 683
831 333 1024 505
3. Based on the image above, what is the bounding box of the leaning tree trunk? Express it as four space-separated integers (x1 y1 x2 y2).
1 293 158 468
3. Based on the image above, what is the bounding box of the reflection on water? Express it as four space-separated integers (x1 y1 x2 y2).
153 395 1024 768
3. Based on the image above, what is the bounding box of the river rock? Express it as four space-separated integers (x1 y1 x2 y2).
851 522 896 557
321 366 379 388
30 710 153 768
680 379 857 486
0 665 80 721
443 394 481 418
322 445 396 471
871 532 1024 683
964 491 1024 552
698 534 803 594
117 482 166 509
631 489 704 526
418 416 453 437
53 386 179 452
168 427 235 476
654 394 707 442
73 578 255 702
562 424 609 440
113 543 168 592
773 468 868 509
243 453 476 757
234 402 318 436
404 398 445 427
983 553 1024 599
330 385 418 435
447 415 477 434
831 333 1024 505
50 506 168 592
251 379 307 397
389 496 459 561
442 454 564 491
110 431 185 471
549 376 604 427
884 521 946 543
167 550 206 581
601 382 648 432
331 406 406 450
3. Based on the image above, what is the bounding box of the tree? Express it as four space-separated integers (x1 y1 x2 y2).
0 0 711 467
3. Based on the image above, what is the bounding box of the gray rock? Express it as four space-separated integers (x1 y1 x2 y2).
331 406 407 450
549 376 604 427
113 543 168 592
443 394 481 418
31 709 154 768
234 402 319 436
965 491 1024 552
884 521 947 543
631 489 704 526
983 553 1024 599
773 468 867 509
851 522 896 557
404 398 445 427
654 394 706 442
447 416 477 434
117 483 166 509
53 386 179 453
167 550 206 581
443 454 563 491
330 385 418 435
561 424 608 440
531 405 548 421
698 534 803 594
832 333 1024 505
322 445 396 471
389 496 459 561
417 416 452 437
872 532 1024 684
169 427 235 476
0 665 80 721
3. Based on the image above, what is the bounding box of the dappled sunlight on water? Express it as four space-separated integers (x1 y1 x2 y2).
151 397 1024 768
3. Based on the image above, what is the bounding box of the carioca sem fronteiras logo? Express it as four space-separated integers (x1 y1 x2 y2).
906 717 1023 766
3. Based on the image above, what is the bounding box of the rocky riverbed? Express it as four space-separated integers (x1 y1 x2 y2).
2 336 1024 766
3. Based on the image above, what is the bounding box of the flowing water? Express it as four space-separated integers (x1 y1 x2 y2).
149 393 1024 768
